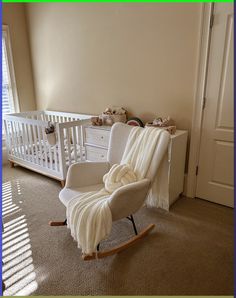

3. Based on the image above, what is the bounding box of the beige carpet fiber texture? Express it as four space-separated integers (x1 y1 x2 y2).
2 165 234 296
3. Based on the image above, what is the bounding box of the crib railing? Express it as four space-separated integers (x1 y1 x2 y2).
57 120 90 178
4 112 92 180
4 115 48 164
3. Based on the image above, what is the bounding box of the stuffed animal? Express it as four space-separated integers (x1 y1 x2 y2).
101 106 127 125
91 116 103 126
146 116 176 134
45 122 57 145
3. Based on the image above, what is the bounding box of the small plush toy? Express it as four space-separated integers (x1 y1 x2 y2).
146 116 177 134
91 116 103 126
45 122 57 145
45 122 55 134
101 106 127 125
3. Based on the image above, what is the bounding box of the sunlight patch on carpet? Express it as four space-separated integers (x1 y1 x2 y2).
2 180 38 296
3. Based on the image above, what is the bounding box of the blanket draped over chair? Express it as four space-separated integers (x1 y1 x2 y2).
67 127 165 255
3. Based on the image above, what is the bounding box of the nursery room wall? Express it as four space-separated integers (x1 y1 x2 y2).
3 3 36 111
25 3 202 130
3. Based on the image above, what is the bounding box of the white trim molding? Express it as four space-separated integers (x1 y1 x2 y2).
186 3 214 198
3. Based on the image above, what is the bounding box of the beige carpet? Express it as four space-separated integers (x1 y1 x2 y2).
2 165 234 296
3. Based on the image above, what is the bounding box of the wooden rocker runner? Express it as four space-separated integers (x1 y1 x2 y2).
49 123 170 260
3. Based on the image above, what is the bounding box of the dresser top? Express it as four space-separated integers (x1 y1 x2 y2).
85 124 188 138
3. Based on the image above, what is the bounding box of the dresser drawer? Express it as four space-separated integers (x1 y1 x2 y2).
85 146 108 162
84 127 110 148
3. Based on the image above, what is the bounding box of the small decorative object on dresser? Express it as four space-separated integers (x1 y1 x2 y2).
83 124 188 210
146 116 177 135
91 116 103 126
126 117 144 127
101 106 127 126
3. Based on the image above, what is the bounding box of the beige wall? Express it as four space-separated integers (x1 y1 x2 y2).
26 3 202 130
3 3 36 112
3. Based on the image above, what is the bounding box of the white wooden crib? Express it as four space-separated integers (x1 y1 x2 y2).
4 110 94 186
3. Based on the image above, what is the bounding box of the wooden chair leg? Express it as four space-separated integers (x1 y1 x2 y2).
9 161 14 168
60 180 65 188
49 219 67 226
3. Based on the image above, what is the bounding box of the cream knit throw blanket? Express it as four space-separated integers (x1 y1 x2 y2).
67 127 164 255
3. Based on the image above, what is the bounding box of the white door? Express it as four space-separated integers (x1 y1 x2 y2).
196 3 234 207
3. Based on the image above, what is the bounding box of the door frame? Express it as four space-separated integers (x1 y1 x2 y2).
186 3 214 198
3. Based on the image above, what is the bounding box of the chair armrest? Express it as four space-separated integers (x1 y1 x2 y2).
65 161 110 188
108 178 151 221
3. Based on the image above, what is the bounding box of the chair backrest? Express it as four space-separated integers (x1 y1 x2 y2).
107 123 170 181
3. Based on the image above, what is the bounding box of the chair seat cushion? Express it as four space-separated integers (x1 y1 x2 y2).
59 184 104 207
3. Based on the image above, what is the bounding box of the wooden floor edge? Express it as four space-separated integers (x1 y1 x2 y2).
82 223 155 261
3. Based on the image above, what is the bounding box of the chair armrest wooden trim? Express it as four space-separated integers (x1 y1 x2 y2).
65 161 110 188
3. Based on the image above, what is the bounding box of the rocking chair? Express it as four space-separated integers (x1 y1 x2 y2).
50 123 170 260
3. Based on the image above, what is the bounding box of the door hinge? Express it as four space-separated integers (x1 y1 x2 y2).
196 166 199 176
210 13 214 29
202 96 207 110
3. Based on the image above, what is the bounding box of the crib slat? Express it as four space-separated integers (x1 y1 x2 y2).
21 123 27 160
10 122 16 157
52 125 58 171
32 124 39 165
13 122 20 157
37 124 44 167
17 122 23 159
41 126 48 168
75 126 80 161
53 141 58 171
79 126 84 161
12 121 19 157
22 123 28 161
28 124 34 162
72 126 77 162
66 128 72 165
48 139 53 170
46 120 53 170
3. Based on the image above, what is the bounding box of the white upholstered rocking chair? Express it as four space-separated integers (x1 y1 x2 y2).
50 123 170 260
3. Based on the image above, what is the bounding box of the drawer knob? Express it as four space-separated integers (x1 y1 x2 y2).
101 155 104 158
101 136 104 139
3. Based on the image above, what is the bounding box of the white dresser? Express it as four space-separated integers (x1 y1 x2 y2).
83 125 188 210
84 125 111 162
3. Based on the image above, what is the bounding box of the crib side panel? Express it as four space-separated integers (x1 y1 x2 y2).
4 115 63 179
4 112 92 181
58 119 90 174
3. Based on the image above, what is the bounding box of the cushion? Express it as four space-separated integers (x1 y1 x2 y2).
59 184 103 207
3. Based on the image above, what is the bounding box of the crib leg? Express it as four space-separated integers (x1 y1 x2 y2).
9 161 14 168
60 180 65 188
